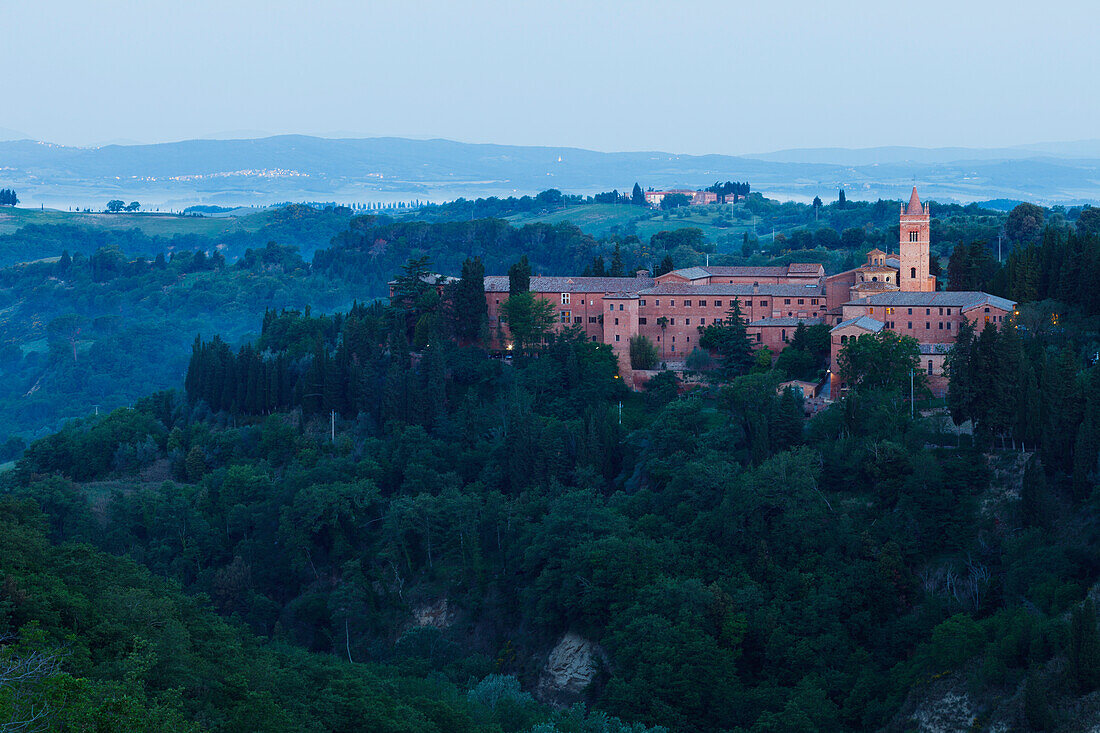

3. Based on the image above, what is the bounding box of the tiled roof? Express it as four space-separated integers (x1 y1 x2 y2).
846 291 1016 311
831 315 885 333
748 317 824 327
851 281 899 292
905 187 924 215
641 282 824 297
483 275 654 293
787 263 825 274
885 257 900 269
866 248 886 256
665 265 789 280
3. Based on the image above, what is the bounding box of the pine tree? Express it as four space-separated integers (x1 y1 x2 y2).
654 254 675 277
631 183 645 206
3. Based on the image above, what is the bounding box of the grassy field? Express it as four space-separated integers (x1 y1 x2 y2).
506 202 805 252
0 206 275 237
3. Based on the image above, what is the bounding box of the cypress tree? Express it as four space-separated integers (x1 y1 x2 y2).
1069 600 1100 692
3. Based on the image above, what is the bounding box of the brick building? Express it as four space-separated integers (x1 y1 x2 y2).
475 187 1013 397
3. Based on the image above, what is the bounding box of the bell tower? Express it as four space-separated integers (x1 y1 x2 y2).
899 187 934 292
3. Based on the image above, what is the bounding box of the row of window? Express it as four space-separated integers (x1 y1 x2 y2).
874 306 955 316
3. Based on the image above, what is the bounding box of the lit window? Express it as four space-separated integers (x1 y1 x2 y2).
560 311 571 323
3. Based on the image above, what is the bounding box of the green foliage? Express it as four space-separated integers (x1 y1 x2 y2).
658 194 691 210
837 330 925 396
697 299 756 379
629 336 659 370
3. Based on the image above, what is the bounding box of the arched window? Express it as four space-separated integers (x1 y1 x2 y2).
841 335 848 344
872 276 878 282
910 267 916 279
927 360 933 375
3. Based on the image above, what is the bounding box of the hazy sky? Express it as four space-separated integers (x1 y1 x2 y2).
2 0 1096 154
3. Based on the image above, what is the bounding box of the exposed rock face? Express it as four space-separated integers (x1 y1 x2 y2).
412 598 454 629
536 632 602 704
911 690 976 733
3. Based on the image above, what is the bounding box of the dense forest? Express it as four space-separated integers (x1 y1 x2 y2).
6 205 1100 728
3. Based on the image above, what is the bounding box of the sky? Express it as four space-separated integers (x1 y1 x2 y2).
1 0 1097 155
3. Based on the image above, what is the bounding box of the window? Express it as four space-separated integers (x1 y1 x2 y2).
782 329 788 342
671 336 676 342
591 336 597 342
495 299 500 305
925 309 930 315
699 300 707 307
911 267 917 279
927 360 933 375
946 322 951 330
870 307 875 314
619 304 624 311
811 298 818 305
926 322 930 329
984 307 990 313
907 308 912 315
759 301 766 307
907 321 912 329
639 299 646 306
608 304 613 312
574 316 582 324
784 298 791 305
841 335 848 343
715 300 723 307
938 322 943 329
938 308 943 315
671 345 676 352
756 333 762 342
798 299 804 305
984 316 990 323
910 231 920 242
670 300 676 307
655 299 660 306
560 311 571 323
872 276 878 282
614 318 619 325
670 318 675 325
684 300 692 307
615 334 620 342
886 307 895 315
639 317 647 325
685 318 691 325
561 293 570 304
589 316 597 323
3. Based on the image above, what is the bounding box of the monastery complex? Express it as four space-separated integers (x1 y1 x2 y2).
481 188 1015 397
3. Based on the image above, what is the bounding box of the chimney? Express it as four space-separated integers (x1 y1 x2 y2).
636 269 649 278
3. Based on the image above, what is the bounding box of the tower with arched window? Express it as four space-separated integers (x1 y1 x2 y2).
899 187 935 292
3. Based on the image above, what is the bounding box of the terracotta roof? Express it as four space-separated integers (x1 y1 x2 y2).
847 291 1015 311
905 187 924 215
787 263 825 274
851 281 899 292
664 265 788 281
866 248 886 256
748 317 824 327
483 275 653 293
641 282 824 297
831 315 885 333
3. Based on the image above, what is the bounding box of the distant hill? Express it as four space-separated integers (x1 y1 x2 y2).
1 135 1098 208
